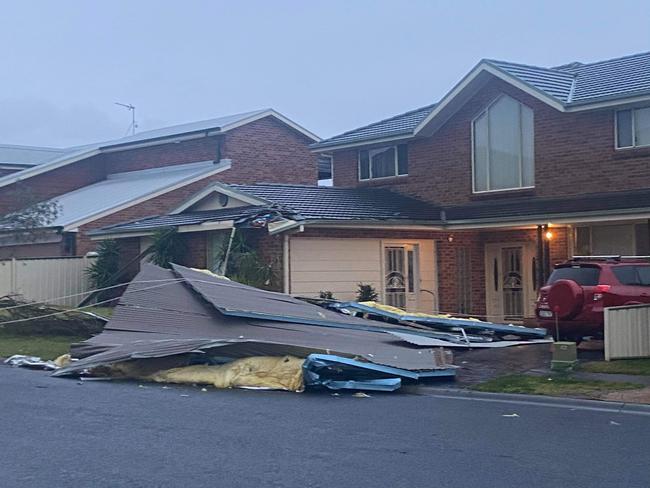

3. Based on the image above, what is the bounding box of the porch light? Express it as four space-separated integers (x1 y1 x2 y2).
545 230 553 240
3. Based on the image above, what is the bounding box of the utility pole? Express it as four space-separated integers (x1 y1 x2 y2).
115 102 137 136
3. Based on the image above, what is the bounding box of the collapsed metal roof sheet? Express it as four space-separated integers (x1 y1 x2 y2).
55 264 452 376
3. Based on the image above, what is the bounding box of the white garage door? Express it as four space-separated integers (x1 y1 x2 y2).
289 237 437 312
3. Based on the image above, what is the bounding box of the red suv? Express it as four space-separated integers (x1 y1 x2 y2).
535 257 650 340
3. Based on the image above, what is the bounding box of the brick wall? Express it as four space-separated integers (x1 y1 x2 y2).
1 114 317 257
221 116 317 185
291 225 570 317
103 136 222 174
332 76 650 205
0 154 107 214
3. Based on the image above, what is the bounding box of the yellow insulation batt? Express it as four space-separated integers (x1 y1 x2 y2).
147 355 305 392
359 301 481 322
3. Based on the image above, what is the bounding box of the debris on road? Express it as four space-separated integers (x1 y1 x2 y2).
52 264 458 392
4 354 58 370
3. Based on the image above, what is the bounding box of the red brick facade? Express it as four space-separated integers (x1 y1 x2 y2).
0 115 317 258
332 77 650 205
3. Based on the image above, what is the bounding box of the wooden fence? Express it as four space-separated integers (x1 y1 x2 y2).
0 256 96 307
604 304 650 360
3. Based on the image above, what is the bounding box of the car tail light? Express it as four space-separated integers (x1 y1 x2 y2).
593 284 611 301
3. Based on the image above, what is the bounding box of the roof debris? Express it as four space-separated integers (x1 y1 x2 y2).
52 264 458 392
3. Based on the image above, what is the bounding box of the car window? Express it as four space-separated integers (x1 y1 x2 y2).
547 266 600 286
612 266 650 286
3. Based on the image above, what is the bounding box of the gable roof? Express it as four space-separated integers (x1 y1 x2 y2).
314 51 650 151
90 183 444 236
35 160 231 231
0 109 319 189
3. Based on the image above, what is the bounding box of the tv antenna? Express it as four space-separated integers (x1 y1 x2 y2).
115 102 138 136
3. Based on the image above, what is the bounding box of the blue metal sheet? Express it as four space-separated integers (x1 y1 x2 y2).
302 354 456 392
336 302 547 339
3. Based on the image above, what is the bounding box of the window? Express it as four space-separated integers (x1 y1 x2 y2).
472 95 534 192
318 155 333 186
547 266 601 286
359 144 408 180
616 108 650 148
574 223 648 256
612 266 650 286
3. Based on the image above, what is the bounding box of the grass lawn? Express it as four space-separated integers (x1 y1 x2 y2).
472 374 641 397
0 331 86 360
84 306 114 319
579 359 650 376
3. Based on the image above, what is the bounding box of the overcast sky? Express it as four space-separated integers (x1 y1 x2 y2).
1 1 648 147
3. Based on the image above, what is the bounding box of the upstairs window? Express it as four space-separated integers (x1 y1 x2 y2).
616 108 650 148
472 95 534 192
359 144 408 180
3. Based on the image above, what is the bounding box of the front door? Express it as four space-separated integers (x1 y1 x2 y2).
383 244 419 310
485 243 535 322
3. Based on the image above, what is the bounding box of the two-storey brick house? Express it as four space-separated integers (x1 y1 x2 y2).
0 109 320 258
90 51 650 323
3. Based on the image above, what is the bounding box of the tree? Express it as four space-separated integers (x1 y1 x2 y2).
356 283 378 302
0 184 61 243
146 228 187 269
85 240 121 300
212 230 276 289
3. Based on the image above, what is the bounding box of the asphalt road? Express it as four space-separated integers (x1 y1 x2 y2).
1 365 649 488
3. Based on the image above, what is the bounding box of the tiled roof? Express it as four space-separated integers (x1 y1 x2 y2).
92 183 650 236
311 104 436 149
231 183 442 221
89 205 270 235
489 51 650 105
486 60 576 102
91 183 444 235
444 187 650 222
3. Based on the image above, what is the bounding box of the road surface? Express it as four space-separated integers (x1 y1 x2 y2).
1 365 648 488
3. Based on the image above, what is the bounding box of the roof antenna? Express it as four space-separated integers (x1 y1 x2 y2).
115 102 138 136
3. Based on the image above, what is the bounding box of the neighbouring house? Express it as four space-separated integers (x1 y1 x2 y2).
0 109 320 258
89 50 650 323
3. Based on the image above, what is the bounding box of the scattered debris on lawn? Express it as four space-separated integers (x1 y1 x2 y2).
51 264 459 392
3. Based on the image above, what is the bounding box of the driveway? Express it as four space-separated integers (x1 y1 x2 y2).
1 365 649 488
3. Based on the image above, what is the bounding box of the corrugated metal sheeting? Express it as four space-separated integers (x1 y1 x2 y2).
605 304 650 360
0 256 95 307
56 264 455 377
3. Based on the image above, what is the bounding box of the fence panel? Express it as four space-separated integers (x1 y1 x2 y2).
0 256 96 307
604 304 650 360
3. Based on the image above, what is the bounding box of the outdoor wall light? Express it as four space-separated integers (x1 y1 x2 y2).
447 234 454 243
545 230 554 240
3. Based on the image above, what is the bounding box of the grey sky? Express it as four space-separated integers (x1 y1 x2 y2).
1 0 648 147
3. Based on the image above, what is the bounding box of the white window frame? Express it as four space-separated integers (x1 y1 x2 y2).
358 145 408 181
471 95 535 194
615 107 650 149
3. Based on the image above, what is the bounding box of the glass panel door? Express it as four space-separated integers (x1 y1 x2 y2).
502 247 523 319
384 246 407 309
